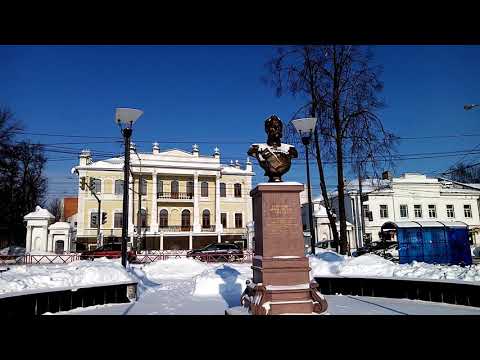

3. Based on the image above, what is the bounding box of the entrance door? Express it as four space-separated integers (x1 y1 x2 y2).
55 239 65 254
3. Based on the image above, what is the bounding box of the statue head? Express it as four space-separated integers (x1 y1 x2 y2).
264 115 283 146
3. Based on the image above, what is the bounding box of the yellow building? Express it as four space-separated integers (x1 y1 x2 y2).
74 143 254 251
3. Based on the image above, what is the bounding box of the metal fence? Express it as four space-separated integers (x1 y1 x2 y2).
1 250 254 265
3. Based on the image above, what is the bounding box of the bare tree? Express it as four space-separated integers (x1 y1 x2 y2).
48 198 63 222
264 45 396 255
445 162 480 183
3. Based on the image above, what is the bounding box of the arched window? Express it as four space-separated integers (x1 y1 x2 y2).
181 209 191 229
171 180 179 199
187 181 194 198
234 183 242 197
202 209 210 228
201 181 209 197
220 183 226 197
115 180 124 195
159 209 168 228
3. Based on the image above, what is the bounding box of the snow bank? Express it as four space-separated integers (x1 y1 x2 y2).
308 251 480 283
142 258 209 280
0 258 134 294
193 263 251 298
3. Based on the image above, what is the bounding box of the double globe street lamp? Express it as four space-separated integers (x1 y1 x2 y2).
115 108 143 267
291 117 318 255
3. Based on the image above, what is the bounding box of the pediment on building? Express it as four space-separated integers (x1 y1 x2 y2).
159 149 194 158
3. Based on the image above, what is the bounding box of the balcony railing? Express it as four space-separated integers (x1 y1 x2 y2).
157 192 194 200
158 225 193 232
201 225 216 232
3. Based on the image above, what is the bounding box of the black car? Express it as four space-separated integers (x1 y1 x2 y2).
187 243 243 262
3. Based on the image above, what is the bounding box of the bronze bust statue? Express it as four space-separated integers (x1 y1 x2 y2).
247 115 298 182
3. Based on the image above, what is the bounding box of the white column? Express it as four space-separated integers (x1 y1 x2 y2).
151 172 158 232
26 225 32 252
215 174 222 232
128 176 134 235
217 233 221 243
160 232 164 250
189 233 193 250
193 172 200 232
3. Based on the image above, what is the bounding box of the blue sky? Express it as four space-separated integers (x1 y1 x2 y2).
2 45 480 201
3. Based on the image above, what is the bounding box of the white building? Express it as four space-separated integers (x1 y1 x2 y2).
301 196 354 251
331 173 480 247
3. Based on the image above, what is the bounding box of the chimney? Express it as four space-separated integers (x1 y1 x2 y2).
246 157 252 172
230 160 234 167
152 142 160 155
213 147 220 160
382 170 393 181
79 149 92 166
192 144 199 157
130 142 136 153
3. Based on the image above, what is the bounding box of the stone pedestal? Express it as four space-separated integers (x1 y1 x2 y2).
241 183 328 315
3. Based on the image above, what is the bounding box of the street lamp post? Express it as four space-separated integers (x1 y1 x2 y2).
116 108 143 267
292 117 318 255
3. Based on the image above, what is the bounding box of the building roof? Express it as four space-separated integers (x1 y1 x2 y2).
382 220 468 229
75 147 254 175
24 206 55 220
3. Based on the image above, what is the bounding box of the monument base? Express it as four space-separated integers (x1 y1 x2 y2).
240 280 328 315
242 182 328 315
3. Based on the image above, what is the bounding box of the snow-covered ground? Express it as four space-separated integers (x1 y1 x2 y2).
0 258 134 295
309 249 480 282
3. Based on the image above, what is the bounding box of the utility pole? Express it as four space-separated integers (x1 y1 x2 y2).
136 174 142 252
358 164 366 248
121 128 132 267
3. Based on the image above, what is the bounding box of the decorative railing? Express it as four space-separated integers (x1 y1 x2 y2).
201 225 216 232
157 192 194 200
158 225 193 232
134 250 254 264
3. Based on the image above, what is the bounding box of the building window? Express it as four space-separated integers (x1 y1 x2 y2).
171 180 179 199
202 209 210 228
380 205 388 218
140 178 147 196
414 205 422 218
220 183 226 197
159 209 168 228
115 180 124 195
181 209 191 228
138 209 147 227
428 205 437 218
201 181 209 197
187 181 194 198
157 180 163 197
114 213 123 228
400 204 408 218
235 213 243 228
90 212 99 228
362 204 370 220
464 204 472 218
91 178 101 194
447 204 455 218
234 183 242 197
221 213 227 228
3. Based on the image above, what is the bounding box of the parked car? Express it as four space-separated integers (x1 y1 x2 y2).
80 243 137 262
353 241 397 257
187 243 243 262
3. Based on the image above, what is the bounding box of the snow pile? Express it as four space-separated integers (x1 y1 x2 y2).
0 258 134 294
142 258 209 280
308 251 480 283
193 263 251 298
308 249 346 277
